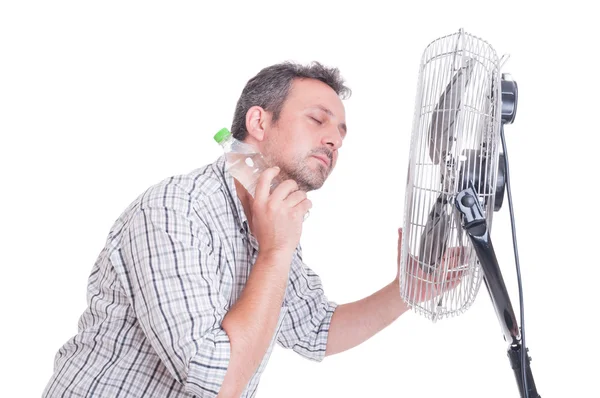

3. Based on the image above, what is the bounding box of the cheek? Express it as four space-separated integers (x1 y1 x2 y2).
284 134 310 156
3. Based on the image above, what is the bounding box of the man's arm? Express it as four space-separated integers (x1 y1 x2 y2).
274 230 406 361
217 250 291 397
217 168 312 398
325 278 408 356
325 229 465 356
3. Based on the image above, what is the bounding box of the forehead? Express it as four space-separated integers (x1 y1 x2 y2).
283 78 346 119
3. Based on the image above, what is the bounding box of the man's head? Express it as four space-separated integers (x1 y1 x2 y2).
231 62 351 192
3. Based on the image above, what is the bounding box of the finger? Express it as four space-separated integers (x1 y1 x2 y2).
444 267 464 283
284 189 307 208
458 247 470 265
430 267 464 292
397 228 403 250
255 167 280 202
441 246 467 270
269 179 299 203
293 198 312 218
406 254 421 273
397 228 403 276
438 276 463 295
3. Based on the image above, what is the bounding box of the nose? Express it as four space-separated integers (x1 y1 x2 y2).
322 127 343 150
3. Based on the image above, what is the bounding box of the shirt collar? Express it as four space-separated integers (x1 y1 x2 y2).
213 154 250 235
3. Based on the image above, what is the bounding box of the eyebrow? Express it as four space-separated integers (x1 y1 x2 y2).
313 105 347 135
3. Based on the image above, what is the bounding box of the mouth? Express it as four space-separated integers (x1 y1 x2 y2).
312 154 330 168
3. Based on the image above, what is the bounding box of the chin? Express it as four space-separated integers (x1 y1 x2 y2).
306 175 328 192
294 175 321 192
290 162 329 192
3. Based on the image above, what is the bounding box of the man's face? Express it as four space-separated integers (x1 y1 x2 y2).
261 78 347 192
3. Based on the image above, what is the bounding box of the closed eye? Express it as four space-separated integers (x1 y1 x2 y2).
309 116 323 125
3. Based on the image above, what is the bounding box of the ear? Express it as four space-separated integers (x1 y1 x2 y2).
245 106 269 142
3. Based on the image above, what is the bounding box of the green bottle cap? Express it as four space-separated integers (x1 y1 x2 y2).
213 128 231 143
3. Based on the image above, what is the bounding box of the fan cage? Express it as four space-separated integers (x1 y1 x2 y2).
400 29 502 321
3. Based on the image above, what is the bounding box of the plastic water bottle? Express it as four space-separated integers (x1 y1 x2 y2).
213 127 277 197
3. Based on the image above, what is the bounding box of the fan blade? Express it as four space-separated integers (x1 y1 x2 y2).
428 59 474 164
418 194 450 273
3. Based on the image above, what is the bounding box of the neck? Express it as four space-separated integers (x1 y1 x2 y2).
234 179 254 232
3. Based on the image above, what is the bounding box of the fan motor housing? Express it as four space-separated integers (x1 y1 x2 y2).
458 150 506 212
501 74 518 124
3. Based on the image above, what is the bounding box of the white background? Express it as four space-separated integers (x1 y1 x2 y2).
1 1 598 397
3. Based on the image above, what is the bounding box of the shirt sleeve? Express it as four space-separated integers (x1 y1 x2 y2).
276 247 338 362
115 184 230 398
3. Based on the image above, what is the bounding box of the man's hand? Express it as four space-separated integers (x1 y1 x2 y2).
251 167 312 257
326 227 468 358
396 228 467 303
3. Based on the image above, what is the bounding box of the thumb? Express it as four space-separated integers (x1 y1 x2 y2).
397 228 403 261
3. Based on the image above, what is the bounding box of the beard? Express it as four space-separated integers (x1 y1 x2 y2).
264 149 332 192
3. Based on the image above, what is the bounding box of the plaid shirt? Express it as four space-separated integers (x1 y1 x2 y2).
43 155 337 398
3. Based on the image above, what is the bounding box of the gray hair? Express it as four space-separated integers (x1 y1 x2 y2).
230 61 351 140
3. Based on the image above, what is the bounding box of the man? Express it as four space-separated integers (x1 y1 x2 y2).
43 61 459 398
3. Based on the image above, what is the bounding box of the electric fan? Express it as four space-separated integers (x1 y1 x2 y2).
399 29 540 398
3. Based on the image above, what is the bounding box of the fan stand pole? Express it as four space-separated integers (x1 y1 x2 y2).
455 184 540 398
